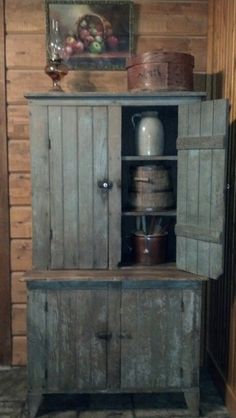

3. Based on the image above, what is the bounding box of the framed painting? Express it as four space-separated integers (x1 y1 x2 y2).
45 0 134 70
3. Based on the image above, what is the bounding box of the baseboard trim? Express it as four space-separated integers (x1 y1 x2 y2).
207 351 236 418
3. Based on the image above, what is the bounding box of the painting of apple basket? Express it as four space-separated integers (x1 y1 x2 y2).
45 0 134 70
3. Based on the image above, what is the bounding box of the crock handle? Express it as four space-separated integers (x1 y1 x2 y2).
131 113 141 128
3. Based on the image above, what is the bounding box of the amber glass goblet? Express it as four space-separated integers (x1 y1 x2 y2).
45 56 68 92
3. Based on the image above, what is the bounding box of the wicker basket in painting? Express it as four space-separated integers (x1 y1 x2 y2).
77 13 112 42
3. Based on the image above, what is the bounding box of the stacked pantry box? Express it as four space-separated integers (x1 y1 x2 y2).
25 87 228 417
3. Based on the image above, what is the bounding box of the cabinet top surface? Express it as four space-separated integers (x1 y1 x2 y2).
23 265 207 283
25 91 206 104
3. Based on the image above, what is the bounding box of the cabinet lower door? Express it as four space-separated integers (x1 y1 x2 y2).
45 286 112 392
120 284 201 391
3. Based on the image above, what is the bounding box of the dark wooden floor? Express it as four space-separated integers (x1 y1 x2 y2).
0 367 231 418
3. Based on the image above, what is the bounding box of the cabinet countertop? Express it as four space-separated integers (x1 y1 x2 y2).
23 264 207 283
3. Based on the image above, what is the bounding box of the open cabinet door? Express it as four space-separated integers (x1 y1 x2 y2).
176 99 228 279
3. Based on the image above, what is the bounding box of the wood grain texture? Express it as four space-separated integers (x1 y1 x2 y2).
0 0 11 365
8 140 30 172
7 105 29 139
10 239 32 271
11 272 27 303
12 336 27 366
12 304 26 336
30 105 50 269
6 34 46 68
5 0 45 33
9 173 31 205
176 99 228 279
136 2 208 35
27 290 46 391
10 206 32 238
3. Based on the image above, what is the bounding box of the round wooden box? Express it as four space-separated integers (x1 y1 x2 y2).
126 51 194 92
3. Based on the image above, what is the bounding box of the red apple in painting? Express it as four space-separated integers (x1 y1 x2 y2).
106 35 119 50
65 45 74 56
73 40 84 54
79 29 90 40
84 35 94 48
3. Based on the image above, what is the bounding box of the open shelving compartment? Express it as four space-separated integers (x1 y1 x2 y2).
121 105 178 267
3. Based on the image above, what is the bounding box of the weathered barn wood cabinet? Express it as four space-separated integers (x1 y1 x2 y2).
26 269 204 418
25 92 228 417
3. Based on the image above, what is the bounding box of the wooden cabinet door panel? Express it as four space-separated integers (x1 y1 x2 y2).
176 99 228 279
120 283 201 391
30 104 121 270
45 285 109 392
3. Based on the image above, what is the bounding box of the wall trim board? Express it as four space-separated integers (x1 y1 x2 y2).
0 0 11 365
207 351 236 418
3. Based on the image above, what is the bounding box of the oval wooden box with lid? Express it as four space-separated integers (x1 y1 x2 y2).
126 50 194 91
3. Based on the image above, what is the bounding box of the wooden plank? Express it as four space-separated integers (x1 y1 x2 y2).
182 289 201 387
108 106 121 268
107 283 120 389
10 239 32 271
136 2 208 36
46 290 61 391
10 206 32 238
121 288 183 390
197 100 213 277
49 106 64 269
12 304 26 336
11 272 27 303
209 99 228 279
165 290 182 388
5 0 45 32
9 173 31 205
30 105 50 269
77 107 94 268
93 107 109 268
8 140 30 172
177 134 226 149
7 105 29 139
177 104 189 270
28 289 47 391
6 34 45 68
186 102 201 274
175 224 222 244
120 289 137 389
46 288 108 391
62 106 79 268
7 70 127 105
12 336 27 366
0 0 11 365
136 37 207 72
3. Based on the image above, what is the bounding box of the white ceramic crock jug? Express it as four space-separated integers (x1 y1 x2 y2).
132 111 164 156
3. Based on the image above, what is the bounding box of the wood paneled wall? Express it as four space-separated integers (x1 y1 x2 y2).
3 0 208 365
207 1 236 417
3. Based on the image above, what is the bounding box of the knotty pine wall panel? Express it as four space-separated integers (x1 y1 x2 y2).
5 0 208 365
207 1 236 416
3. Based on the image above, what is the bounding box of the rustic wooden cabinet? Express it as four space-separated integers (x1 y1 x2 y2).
25 92 228 417
26 269 203 418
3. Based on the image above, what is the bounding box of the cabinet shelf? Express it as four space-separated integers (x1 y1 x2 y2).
122 156 177 162
122 210 176 217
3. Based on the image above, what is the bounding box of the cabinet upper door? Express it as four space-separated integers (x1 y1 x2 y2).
176 99 228 279
30 104 121 269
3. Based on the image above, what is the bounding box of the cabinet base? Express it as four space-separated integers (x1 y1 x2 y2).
28 389 200 418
